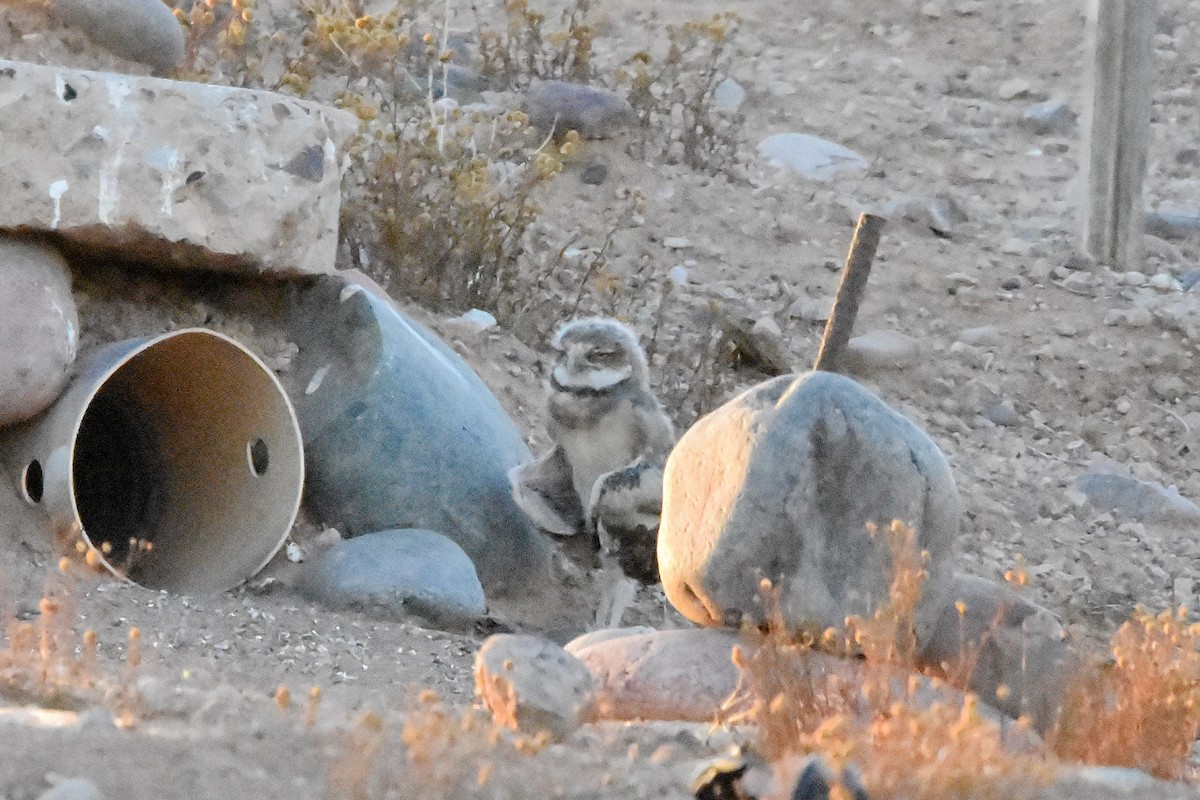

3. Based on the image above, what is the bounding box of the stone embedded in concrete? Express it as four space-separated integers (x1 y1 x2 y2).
53 0 185 75
658 371 959 645
0 59 357 277
475 634 596 740
0 236 78 428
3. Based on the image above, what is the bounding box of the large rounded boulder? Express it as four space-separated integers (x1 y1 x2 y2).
658 371 959 644
0 237 78 428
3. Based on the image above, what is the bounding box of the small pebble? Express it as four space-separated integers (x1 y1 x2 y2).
1019 99 1077 136
36 778 103 800
712 77 746 113
998 77 1032 100
983 401 1021 427
461 308 498 330
54 0 184 74
1150 375 1187 402
757 132 867 181
1000 237 1032 256
663 237 691 249
1149 273 1178 291
580 163 608 185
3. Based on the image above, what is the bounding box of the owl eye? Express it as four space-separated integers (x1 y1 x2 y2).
590 349 623 365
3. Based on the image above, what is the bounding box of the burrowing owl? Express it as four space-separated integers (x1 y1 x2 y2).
510 318 674 626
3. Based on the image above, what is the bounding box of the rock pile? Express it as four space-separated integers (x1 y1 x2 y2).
0 57 552 620
480 369 1074 740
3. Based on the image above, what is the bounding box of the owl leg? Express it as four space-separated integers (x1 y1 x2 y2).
593 537 638 630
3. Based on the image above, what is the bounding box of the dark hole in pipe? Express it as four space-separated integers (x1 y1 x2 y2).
22 460 43 504
73 393 163 570
248 438 269 476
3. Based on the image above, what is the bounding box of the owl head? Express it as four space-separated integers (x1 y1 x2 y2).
550 318 649 393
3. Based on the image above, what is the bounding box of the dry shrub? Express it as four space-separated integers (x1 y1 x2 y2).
0 550 146 720
477 0 596 88
325 693 552 800
619 12 745 173
1 558 103 708
1049 607 1200 779
729 521 1057 800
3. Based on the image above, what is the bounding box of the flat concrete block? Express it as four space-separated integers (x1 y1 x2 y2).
0 59 357 277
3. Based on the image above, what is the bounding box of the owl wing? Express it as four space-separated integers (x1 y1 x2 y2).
588 459 665 583
508 445 586 536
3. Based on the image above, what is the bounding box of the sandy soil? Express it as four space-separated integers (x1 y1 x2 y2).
2 0 1200 797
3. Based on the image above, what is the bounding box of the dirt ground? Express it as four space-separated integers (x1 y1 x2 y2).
2 0 1200 797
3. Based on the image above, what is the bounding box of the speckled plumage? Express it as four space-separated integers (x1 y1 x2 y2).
510 317 674 601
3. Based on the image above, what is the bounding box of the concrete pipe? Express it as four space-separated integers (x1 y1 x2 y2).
0 328 303 594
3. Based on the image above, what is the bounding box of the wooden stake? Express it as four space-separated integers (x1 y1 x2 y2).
1081 0 1156 269
812 213 886 374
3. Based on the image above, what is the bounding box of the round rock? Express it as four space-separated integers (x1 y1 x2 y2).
0 237 78 428
474 633 596 740
757 133 867 181
54 0 185 74
522 81 634 139
569 628 744 722
917 573 1071 733
296 528 486 628
658 371 959 644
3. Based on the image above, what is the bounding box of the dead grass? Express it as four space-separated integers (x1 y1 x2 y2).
728 521 1057 800
1049 607 1200 780
325 692 553 800
0 551 143 719
729 520 1200 796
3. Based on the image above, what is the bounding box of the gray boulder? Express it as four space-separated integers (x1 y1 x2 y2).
0 236 78 428
285 272 552 595
54 0 185 74
918 573 1072 733
297 528 485 628
523 81 634 139
1069 470 1200 525
658 371 959 644
1145 208 1200 240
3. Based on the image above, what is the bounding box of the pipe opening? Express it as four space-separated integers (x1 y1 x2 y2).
248 438 269 477
73 393 163 569
8 329 303 594
22 460 43 504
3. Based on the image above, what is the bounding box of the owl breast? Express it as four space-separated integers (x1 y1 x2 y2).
553 401 643 506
